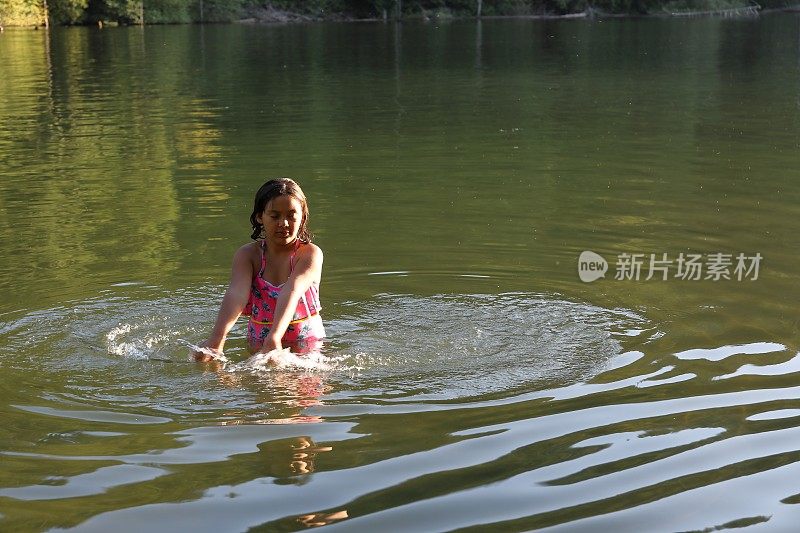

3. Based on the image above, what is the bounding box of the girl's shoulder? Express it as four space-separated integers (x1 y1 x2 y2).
236 240 262 255
297 241 323 262
232 241 262 267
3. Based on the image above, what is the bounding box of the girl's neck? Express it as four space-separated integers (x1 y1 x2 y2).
264 238 298 257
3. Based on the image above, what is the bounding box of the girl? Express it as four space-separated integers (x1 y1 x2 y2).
194 178 325 362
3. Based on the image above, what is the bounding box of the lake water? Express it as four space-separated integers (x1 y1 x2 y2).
2 14 800 531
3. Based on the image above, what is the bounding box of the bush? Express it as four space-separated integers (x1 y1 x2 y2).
0 0 46 26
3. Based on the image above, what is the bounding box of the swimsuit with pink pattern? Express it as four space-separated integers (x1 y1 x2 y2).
243 240 325 351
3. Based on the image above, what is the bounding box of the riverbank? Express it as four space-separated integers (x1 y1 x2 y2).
0 0 794 28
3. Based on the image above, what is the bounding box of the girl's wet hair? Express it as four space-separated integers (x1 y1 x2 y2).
250 178 313 242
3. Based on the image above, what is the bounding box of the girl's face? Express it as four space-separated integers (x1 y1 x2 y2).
258 195 304 245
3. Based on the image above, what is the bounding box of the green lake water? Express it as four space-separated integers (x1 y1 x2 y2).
1 14 800 531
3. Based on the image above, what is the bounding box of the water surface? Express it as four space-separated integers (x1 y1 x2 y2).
1 15 800 531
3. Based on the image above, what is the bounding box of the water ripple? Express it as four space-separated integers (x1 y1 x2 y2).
2 287 800 530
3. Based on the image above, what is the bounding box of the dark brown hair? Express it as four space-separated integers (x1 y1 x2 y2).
249 178 313 242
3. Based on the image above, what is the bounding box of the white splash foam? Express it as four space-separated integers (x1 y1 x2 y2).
228 348 332 373
179 340 229 364
107 324 162 360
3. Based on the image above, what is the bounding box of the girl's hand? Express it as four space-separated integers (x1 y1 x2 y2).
261 336 282 353
192 340 224 362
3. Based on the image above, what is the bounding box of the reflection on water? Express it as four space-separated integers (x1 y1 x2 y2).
2 14 800 531
3 289 800 529
3 285 800 529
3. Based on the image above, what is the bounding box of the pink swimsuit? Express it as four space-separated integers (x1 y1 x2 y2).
244 240 325 351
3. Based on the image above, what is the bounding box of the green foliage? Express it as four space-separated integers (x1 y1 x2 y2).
133 0 246 23
262 0 370 17
658 0 750 12
0 0 45 25
199 0 248 22
88 0 143 24
142 0 191 22
758 0 795 7
0 0 781 25
50 0 90 24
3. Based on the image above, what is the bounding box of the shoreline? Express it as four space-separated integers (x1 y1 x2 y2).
1 3 796 29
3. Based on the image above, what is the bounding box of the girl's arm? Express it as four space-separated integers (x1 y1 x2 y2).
260 244 323 352
194 245 253 361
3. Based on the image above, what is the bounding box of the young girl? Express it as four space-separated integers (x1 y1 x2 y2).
194 178 325 362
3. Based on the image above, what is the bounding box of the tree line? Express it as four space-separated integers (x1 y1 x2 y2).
0 0 784 27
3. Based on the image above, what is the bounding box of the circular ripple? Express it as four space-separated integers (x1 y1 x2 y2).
0 288 648 402
324 293 647 397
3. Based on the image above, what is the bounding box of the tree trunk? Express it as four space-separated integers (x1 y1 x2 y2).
477 0 482 18
43 0 49 29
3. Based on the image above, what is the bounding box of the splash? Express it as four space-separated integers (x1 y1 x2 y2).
1 286 650 396
107 324 176 360
228 348 333 373
178 340 334 373
97 291 649 391
178 340 230 364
